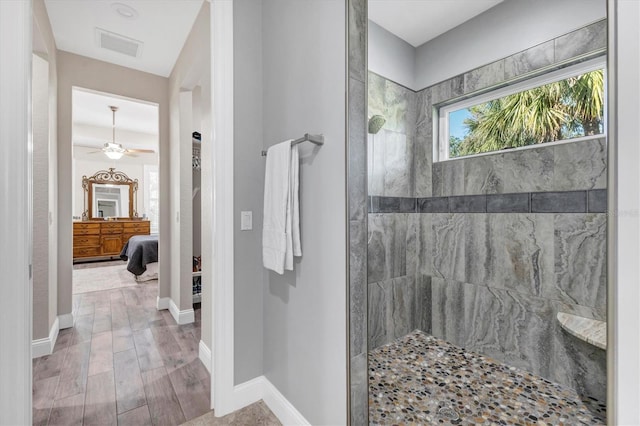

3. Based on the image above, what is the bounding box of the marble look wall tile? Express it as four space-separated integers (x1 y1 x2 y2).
431 76 465 105
417 197 449 213
463 155 504 194
449 195 486 213
381 130 413 197
368 72 417 197
367 214 408 283
549 214 606 315
368 281 390 349
349 220 367 357
368 133 385 196
417 214 433 278
486 193 530 213
347 0 366 83
504 41 555 80
415 275 432 334
350 352 368 425
430 277 466 347
414 89 433 198
464 285 553 377
462 214 489 285
464 60 505 94
368 276 419 349
531 191 587 213
498 147 555 193
588 189 607 213
406 213 418 279
553 138 607 191
485 214 554 297
349 78 367 221
433 159 464 196
391 276 416 340
431 214 466 283
554 20 607 63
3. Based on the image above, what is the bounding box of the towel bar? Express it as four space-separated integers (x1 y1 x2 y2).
261 133 324 156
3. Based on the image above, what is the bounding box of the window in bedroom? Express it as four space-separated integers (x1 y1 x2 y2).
437 58 605 161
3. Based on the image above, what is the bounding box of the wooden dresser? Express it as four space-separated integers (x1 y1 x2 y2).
73 220 151 261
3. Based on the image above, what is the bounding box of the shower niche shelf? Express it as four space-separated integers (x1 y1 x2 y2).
557 312 606 350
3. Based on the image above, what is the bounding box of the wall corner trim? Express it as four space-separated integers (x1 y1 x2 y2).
199 340 212 374
232 376 311 425
32 317 59 359
169 299 195 325
156 296 170 310
58 313 73 330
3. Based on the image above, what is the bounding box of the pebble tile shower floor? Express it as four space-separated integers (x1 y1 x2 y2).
369 330 606 425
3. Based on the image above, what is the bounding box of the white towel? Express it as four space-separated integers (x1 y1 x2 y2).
263 141 291 274
263 141 302 274
285 145 301 271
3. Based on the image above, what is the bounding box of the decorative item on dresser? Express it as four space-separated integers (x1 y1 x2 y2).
73 219 150 261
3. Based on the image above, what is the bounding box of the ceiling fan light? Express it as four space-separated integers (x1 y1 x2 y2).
105 150 124 160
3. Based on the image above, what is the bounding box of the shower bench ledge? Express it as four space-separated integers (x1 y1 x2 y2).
557 312 606 350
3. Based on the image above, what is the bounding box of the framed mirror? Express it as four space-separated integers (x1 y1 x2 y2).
82 168 138 220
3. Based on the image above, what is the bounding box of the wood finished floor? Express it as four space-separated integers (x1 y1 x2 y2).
33 273 210 426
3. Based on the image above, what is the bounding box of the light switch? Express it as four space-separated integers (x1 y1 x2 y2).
240 211 253 230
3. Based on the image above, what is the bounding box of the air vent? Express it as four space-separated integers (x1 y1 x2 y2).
95 28 143 58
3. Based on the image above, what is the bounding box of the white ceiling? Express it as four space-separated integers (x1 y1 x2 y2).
369 0 504 47
44 0 203 77
72 88 159 162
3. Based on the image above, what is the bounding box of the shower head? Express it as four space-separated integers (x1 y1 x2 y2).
368 115 386 135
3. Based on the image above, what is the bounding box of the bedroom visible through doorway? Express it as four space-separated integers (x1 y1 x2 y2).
71 88 160 295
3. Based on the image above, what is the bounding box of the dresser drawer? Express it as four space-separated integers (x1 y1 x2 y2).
101 228 124 235
73 236 100 247
73 227 100 236
73 247 101 258
74 222 101 230
123 222 150 231
101 222 124 230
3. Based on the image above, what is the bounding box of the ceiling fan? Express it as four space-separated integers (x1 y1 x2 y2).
78 106 155 160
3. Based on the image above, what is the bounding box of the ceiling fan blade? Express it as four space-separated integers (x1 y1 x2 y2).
124 152 139 158
125 149 155 154
85 150 103 154
75 144 104 150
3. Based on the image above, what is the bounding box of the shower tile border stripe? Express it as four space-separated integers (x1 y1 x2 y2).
368 189 607 214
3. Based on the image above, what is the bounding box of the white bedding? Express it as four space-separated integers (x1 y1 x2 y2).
134 261 159 282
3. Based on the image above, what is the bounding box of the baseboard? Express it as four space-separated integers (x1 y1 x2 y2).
32 317 59 359
232 376 310 425
58 313 73 329
156 296 170 310
199 340 212 374
233 376 265 411
168 299 195 325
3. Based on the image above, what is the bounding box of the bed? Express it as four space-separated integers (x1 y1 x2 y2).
120 234 159 281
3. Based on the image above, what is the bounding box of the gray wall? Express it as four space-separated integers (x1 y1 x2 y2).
57 52 171 316
233 0 265 385
414 0 606 89
368 21 416 90
366 20 608 402
169 2 210 312
261 1 347 424
33 0 58 340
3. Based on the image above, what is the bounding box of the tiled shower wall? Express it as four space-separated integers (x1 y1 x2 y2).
367 20 607 402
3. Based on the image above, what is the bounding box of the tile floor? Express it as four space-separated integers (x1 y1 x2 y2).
183 401 280 426
32 268 210 425
369 330 606 426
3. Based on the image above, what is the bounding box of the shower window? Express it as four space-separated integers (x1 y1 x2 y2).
436 58 605 161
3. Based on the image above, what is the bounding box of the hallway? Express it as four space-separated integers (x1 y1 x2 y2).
32 274 209 425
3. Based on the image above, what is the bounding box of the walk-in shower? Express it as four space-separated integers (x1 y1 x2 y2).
359 1 608 424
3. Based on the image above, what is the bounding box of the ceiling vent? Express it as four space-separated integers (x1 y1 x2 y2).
95 28 143 58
